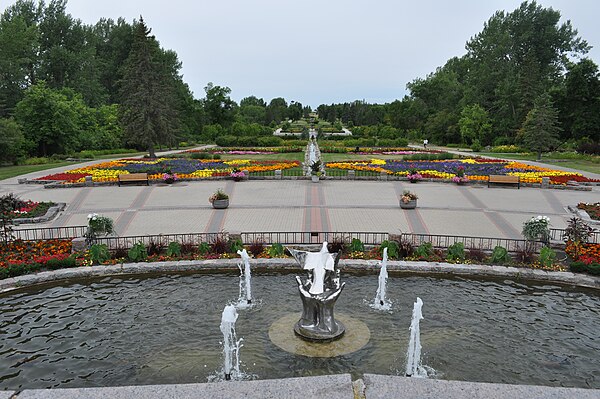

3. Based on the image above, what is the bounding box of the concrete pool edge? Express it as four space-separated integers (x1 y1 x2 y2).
6 374 600 398
1 259 599 294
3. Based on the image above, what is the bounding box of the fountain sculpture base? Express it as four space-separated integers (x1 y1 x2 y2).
294 320 346 342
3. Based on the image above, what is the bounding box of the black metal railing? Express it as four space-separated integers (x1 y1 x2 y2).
240 231 389 245
13 226 88 241
95 232 227 250
400 232 538 253
550 228 600 243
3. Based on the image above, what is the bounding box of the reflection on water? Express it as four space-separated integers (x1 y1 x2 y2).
1 274 599 390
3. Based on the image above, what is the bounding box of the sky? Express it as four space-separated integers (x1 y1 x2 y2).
42 1 600 107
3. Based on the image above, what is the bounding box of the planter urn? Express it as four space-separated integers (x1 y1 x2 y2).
212 199 229 209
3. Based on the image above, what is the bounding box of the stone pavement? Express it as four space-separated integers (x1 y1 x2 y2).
1 175 598 239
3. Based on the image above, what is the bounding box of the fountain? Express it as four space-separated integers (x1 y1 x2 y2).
288 242 345 341
405 297 426 378
219 305 242 381
1 269 600 390
371 248 391 310
236 249 252 307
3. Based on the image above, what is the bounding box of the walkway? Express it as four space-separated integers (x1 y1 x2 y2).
2 177 597 238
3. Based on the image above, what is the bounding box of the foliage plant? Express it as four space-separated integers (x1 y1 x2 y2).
198 242 211 255
379 240 400 259
446 242 466 262
128 242 148 262
229 238 244 253
539 246 556 268
208 188 229 203
415 242 434 259
166 241 182 257
522 215 551 244
400 190 418 203
90 244 110 265
310 160 322 176
350 238 365 253
563 217 594 244
268 243 285 257
248 240 265 257
86 213 114 243
490 246 510 264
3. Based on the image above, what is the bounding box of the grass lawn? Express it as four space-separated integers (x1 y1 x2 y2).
0 162 74 181
477 152 600 175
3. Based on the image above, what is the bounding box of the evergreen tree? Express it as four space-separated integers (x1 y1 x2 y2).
119 17 177 157
518 93 562 160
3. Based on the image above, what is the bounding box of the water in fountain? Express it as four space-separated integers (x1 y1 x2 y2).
371 248 392 311
235 249 253 309
219 305 242 381
405 297 427 378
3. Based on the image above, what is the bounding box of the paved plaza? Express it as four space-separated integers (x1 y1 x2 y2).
1 161 598 239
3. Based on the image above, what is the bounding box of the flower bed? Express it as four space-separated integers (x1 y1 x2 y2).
326 158 600 185
35 158 301 184
565 241 600 275
577 202 600 220
0 239 76 278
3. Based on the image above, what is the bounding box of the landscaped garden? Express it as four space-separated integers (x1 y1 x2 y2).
30 146 600 185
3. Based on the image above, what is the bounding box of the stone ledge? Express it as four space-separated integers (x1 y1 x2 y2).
2 259 599 294
0 392 15 399
16 374 354 399
363 374 600 399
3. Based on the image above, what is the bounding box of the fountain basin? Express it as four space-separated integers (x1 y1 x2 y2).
1 261 599 391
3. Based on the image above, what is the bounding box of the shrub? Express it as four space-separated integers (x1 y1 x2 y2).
569 261 587 273
415 242 434 259
166 241 182 257
470 139 482 152
515 246 535 264
147 240 164 256
128 242 148 262
587 263 600 275
198 242 211 255
268 243 285 257
446 242 465 262
228 238 244 253
112 246 128 259
563 217 594 244
349 238 365 253
180 241 196 254
398 239 414 259
539 246 556 268
248 240 265 257
23 157 50 165
190 152 212 159
90 244 110 265
380 240 400 259
328 238 347 254
467 248 487 262
45 255 76 270
490 246 510 264
210 236 228 254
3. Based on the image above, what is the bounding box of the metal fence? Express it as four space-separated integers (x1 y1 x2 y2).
95 232 228 250
400 232 538 253
550 228 600 243
13 226 88 241
240 231 389 245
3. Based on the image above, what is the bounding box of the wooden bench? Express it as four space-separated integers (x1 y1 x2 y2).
118 173 149 186
488 175 520 189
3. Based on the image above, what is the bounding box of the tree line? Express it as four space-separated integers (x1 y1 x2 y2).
1 0 599 163
317 1 600 154
0 0 310 162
